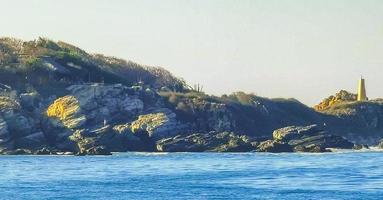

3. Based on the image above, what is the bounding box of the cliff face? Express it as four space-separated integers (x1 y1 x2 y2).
1 38 382 154
311 90 383 144
3 83 378 154
319 100 383 144
0 96 46 151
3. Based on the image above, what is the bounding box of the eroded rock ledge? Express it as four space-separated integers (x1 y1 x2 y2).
156 131 258 152
156 125 358 153
257 125 356 153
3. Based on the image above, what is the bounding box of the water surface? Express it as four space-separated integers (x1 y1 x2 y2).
1 151 382 199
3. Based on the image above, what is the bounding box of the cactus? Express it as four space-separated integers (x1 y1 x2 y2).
193 83 203 93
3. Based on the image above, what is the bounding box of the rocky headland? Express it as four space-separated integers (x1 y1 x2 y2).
1 37 382 155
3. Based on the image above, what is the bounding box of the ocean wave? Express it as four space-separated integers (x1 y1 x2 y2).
327 147 383 153
112 152 171 156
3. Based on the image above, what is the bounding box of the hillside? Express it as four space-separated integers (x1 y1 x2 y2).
0 37 187 96
1 38 382 155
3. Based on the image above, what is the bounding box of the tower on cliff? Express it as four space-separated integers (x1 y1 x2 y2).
357 76 367 101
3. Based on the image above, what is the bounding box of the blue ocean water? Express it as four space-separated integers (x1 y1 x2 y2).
1 151 383 200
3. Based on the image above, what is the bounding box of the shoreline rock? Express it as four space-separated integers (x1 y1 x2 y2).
156 131 258 152
258 125 356 153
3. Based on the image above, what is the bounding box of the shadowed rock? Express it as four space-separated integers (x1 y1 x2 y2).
266 125 356 153
378 140 383 149
156 131 256 152
256 140 293 153
272 124 320 142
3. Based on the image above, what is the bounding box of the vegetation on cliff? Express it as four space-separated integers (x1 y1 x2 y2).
0 37 188 95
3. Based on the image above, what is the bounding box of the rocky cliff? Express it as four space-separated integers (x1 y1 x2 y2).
1 38 382 155
314 90 383 144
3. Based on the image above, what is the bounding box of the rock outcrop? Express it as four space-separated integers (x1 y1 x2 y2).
43 84 148 152
0 116 12 150
0 86 372 155
42 84 194 154
257 125 355 153
314 90 357 111
256 140 293 153
0 96 46 151
317 100 383 145
68 124 151 154
272 124 320 141
156 131 257 152
130 108 188 140
47 95 85 129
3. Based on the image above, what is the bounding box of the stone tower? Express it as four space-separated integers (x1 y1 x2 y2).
357 77 367 101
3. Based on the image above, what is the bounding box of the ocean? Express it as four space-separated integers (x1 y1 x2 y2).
1 151 382 200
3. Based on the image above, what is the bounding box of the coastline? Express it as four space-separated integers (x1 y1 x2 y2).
1 147 381 156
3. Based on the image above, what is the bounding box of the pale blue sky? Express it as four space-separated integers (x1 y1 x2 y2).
1 0 383 105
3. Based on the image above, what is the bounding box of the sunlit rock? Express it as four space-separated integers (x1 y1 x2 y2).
46 95 85 129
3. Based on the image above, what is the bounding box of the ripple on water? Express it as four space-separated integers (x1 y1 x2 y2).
0 152 383 199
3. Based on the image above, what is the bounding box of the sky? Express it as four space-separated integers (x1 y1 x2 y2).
1 0 383 106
